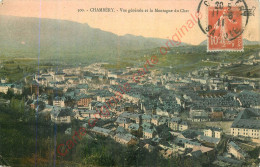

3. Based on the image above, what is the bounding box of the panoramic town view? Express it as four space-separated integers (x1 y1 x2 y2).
0 0 260 167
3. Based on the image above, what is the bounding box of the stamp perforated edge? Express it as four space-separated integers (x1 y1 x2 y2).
206 4 245 52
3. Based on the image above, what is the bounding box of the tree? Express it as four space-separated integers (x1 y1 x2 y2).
4 89 14 99
248 146 260 159
183 157 193 167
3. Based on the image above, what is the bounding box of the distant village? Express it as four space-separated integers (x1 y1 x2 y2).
0 53 260 166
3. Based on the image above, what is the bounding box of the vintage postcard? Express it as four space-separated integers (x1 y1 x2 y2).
0 0 259 166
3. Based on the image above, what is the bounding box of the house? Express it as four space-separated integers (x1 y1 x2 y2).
39 94 49 105
80 110 102 119
0 83 13 94
55 111 71 123
168 117 181 131
73 110 84 120
114 133 137 145
41 74 53 82
230 109 260 139
0 77 8 83
190 107 209 122
128 123 139 131
151 115 161 126
181 129 202 139
115 117 131 129
85 76 93 81
156 107 169 117
53 96 65 107
96 91 114 102
198 135 220 145
227 141 248 160
51 108 71 124
54 72 65 81
168 117 188 131
107 71 123 79
91 127 112 137
142 114 152 123
122 103 135 112
171 131 186 139
191 77 207 84
76 84 89 94
141 122 156 139
12 85 23 94
135 115 141 124
179 121 189 131
143 128 156 139
184 140 201 149
119 112 140 122
204 127 222 138
174 137 201 149
64 74 78 80
76 94 92 108
192 116 209 122
124 92 142 104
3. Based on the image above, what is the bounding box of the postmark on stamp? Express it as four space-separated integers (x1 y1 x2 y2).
208 6 243 51
197 0 250 52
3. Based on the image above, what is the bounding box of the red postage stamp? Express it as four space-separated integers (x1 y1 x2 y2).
207 6 243 51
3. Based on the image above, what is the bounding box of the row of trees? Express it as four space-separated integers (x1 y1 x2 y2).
55 133 212 167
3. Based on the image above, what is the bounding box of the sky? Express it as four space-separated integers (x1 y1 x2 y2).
0 0 259 45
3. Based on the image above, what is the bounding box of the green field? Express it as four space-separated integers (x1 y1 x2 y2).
0 57 53 82
1 45 259 82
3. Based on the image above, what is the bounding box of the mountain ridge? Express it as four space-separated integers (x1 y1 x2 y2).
0 15 175 60
0 15 258 62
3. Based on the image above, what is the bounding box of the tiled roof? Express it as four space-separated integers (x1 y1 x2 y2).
116 117 131 124
143 128 155 134
217 156 242 165
174 137 201 146
205 126 222 131
231 109 260 129
128 123 139 131
114 133 135 142
198 135 220 144
228 141 248 158
169 117 181 123
92 127 111 136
